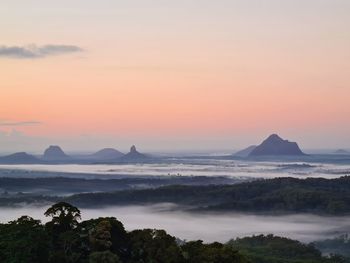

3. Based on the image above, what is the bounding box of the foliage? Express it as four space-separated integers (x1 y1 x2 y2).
312 234 350 258
128 229 184 263
228 234 349 263
65 176 350 214
45 202 81 231
1 177 350 215
182 240 249 263
0 202 348 263
89 251 121 263
0 216 49 263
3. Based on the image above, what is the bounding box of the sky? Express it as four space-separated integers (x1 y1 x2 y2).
0 0 349 153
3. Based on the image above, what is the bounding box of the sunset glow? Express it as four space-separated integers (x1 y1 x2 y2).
1 0 349 151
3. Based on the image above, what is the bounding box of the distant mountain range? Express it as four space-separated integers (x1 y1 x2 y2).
1 134 348 164
0 145 151 164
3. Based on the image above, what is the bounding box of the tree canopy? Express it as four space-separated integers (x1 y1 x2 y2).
0 202 348 263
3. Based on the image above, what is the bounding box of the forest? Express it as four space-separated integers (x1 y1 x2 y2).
65 176 350 214
1 176 350 215
0 202 348 263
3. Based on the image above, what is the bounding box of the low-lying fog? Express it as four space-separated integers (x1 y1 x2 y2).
1 204 349 243
0 159 350 179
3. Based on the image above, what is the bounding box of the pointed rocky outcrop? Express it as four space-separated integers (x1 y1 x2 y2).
119 145 149 162
42 145 70 161
249 134 305 156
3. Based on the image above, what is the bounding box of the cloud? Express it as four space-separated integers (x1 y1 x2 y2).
0 120 42 126
0 44 83 59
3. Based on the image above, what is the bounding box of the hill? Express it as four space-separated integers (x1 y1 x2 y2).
42 145 70 161
234 145 257 157
334 149 350 155
89 148 124 160
64 176 350 214
118 145 150 162
0 152 41 164
249 134 305 156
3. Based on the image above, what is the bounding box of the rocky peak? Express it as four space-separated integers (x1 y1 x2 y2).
130 145 137 153
43 145 69 160
249 134 305 156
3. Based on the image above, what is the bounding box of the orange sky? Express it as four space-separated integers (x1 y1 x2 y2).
0 0 349 151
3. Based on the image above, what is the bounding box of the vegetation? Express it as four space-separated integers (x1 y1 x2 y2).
1 177 350 215
0 202 348 263
228 234 350 263
65 176 350 214
0 175 240 196
313 234 350 258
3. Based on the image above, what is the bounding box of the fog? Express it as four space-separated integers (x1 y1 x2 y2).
1 204 349 243
1 158 350 180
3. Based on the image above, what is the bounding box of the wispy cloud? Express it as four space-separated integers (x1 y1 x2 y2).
0 44 83 59
0 120 42 126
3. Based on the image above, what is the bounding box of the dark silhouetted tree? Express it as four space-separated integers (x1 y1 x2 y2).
45 202 81 232
0 216 49 263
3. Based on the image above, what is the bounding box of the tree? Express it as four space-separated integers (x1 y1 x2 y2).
89 220 113 251
128 229 185 263
45 202 81 232
182 240 248 263
80 217 128 260
45 202 83 263
89 251 121 263
0 216 49 263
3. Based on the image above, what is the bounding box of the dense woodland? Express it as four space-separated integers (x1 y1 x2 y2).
313 235 350 258
1 176 350 215
0 202 348 263
65 176 350 214
0 175 240 196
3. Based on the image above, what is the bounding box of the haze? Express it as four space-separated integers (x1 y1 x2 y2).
1 204 349 243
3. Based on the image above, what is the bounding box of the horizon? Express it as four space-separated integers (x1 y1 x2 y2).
0 132 349 155
2 2 350 262
1 0 350 152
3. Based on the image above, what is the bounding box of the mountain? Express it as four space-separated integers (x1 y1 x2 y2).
90 148 124 160
234 145 257 157
0 152 41 164
333 149 349 155
42 145 70 161
119 145 149 162
249 134 305 156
